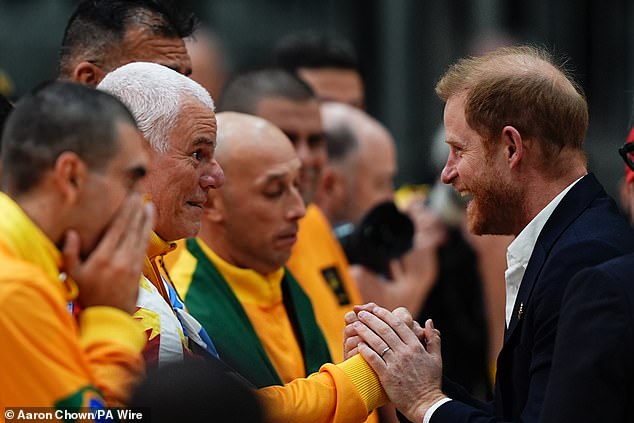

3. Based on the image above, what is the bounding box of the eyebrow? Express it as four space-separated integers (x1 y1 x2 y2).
192 137 216 149
260 172 287 183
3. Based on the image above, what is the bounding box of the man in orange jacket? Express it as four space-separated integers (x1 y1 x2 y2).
0 82 154 410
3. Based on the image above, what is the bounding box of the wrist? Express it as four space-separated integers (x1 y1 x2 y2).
404 390 447 422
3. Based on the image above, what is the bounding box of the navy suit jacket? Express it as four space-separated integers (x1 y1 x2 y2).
432 174 634 423
540 252 634 423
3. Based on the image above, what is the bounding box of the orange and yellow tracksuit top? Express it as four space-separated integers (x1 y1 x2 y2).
0 192 146 410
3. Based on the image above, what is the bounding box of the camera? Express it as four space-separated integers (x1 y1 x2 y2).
335 201 414 278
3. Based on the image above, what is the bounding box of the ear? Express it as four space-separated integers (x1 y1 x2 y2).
72 61 107 86
202 191 224 223
502 125 524 169
53 152 88 204
319 167 339 195
315 166 343 208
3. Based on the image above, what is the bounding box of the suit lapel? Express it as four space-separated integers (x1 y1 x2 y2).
504 173 602 343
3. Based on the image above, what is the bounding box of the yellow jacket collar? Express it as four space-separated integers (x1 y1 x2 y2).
196 239 285 306
0 192 77 300
147 232 176 261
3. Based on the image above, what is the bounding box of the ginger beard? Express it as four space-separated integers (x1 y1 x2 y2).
465 160 525 236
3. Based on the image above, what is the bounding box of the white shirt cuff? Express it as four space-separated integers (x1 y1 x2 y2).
423 397 452 423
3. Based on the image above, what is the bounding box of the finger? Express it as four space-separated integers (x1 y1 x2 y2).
116 198 145 249
344 335 362 359
423 319 442 355
344 334 362 350
344 322 358 339
118 201 154 258
352 320 391 356
357 341 387 374
369 306 422 347
61 230 81 274
140 202 156 245
412 320 425 342
344 310 359 325
353 302 378 313
392 307 413 326
92 193 141 256
345 346 359 359
357 309 404 350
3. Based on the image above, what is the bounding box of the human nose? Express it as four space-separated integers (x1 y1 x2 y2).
200 159 225 189
287 188 306 221
440 152 457 185
294 140 311 167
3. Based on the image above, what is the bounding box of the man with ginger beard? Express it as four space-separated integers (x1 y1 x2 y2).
344 45 634 423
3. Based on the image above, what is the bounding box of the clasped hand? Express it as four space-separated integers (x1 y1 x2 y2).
343 303 447 422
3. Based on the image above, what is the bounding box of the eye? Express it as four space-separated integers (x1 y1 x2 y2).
450 145 463 157
263 182 285 199
308 134 325 149
283 132 298 145
192 149 203 161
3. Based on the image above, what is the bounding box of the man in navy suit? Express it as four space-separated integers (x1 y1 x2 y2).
537 135 634 423
343 45 634 422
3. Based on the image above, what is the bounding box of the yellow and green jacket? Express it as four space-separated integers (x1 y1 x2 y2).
169 237 387 423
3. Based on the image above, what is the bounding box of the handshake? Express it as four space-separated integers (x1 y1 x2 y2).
342 303 447 422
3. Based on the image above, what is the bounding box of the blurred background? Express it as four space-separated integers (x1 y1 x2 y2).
1 0 633 198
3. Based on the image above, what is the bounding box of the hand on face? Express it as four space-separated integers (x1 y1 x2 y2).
63 192 155 314
348 305 446 422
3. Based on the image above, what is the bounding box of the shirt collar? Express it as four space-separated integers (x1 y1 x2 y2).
503 175 584 326
146 232 176 261
196 239 285 306
507 175 585 270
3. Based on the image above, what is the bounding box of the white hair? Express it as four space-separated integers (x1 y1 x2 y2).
97 62 214 152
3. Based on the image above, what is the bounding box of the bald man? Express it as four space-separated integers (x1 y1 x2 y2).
316 102 396 227
317 101 441 320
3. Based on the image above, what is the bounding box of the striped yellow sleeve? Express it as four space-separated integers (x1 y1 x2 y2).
258 354 387 423
336 354 388 413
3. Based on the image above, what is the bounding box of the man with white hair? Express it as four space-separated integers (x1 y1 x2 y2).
98 61 225 367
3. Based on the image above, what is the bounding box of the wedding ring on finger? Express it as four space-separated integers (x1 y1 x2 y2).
380 346 391 358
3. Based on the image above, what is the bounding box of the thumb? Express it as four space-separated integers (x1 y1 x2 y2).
62 230 81 275
424 319 442 356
